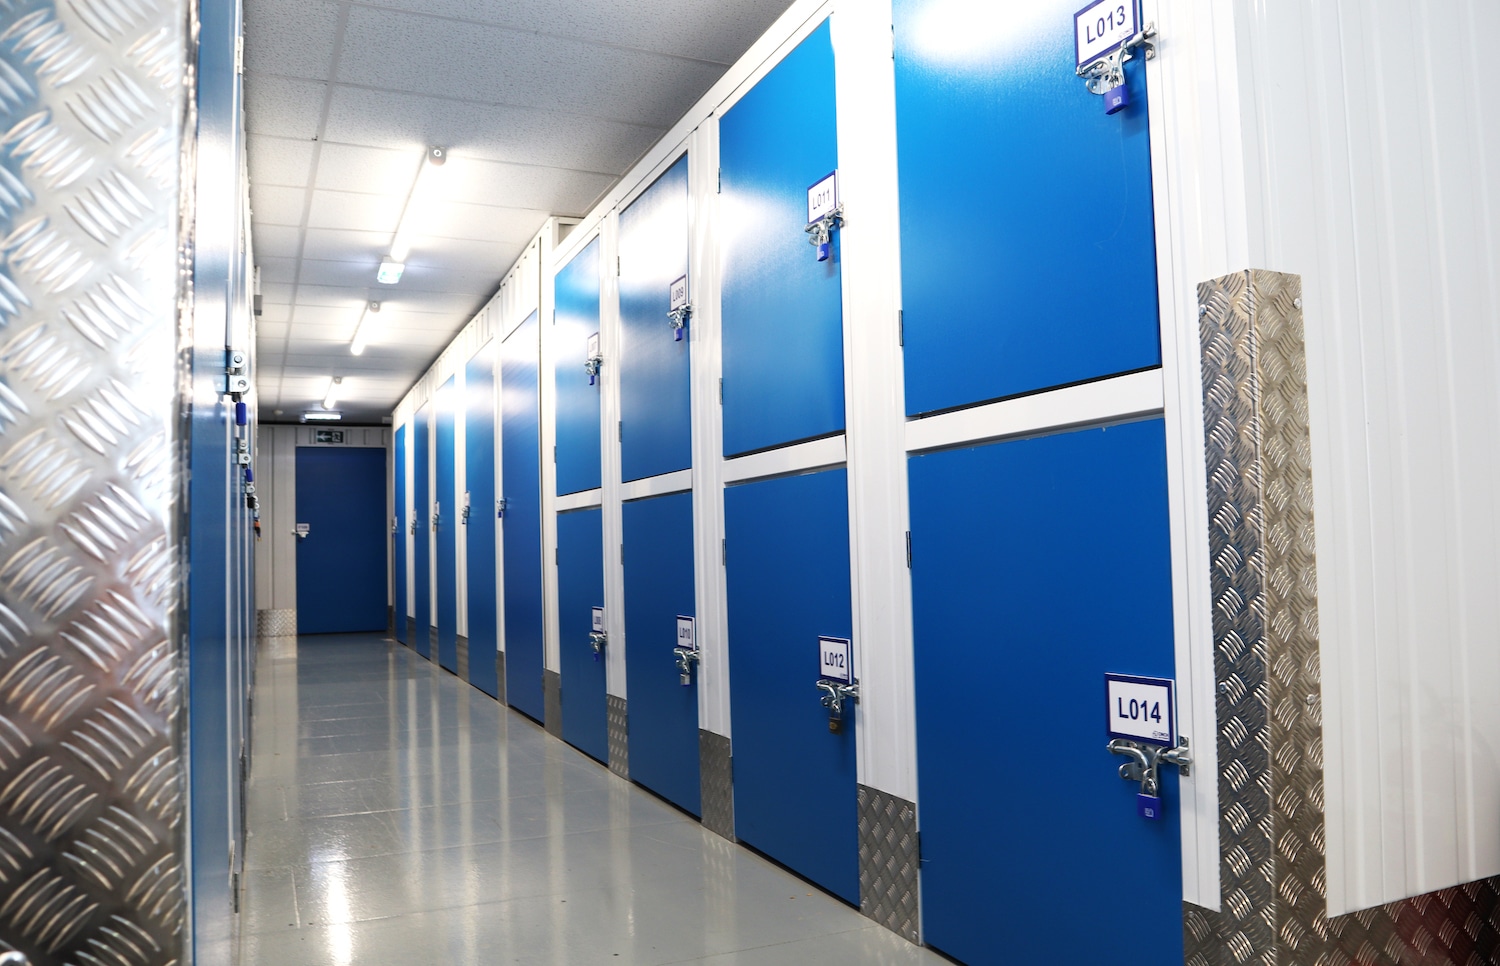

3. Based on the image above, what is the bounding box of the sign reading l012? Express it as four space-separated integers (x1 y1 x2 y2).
1074 0 1139 70
806 171 838 225
675 615 696 653
1104 672 1175 746
818 636 852 685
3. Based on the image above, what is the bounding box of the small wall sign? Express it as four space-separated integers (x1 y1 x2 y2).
676 615 696 653
806 171 838 225
1105 672 1175 746
591 606 605 634
818 635 852 685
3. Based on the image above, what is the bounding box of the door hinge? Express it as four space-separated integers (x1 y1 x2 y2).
553 444 557 463
618 419 623 442
554 547 558 564
905 530 912 568
617 255 621 276
717 168 722 194
721 538 727 567
235 35 243 74
898 309 904 347
718 377 723 404
621 542 625 563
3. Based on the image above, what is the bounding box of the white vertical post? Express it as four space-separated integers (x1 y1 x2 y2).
539 226 562 675
599 211 627 697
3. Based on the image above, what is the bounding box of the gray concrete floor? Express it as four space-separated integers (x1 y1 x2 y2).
238 633 946 965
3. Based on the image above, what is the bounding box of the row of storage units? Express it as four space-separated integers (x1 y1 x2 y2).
391 2 1180 963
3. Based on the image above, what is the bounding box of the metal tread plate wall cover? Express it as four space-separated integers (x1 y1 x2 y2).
1186 269 1500 966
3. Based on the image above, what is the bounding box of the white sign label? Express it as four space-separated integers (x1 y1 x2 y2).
586 332 600 360
1105 673 1175 746
807 171 839 225
591 607 605 633
669 275 688 312
818 636 852 684
1074 0 1138 69
294 523 310 536
676 615 696 652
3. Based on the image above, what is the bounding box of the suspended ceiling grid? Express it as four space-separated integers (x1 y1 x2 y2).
243 0 798 423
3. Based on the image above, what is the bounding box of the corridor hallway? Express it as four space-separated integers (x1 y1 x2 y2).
237 635 943 964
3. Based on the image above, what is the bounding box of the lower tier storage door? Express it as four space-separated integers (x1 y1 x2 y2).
394 424 407 643
465 342 499 696
726 467 857 903
412 405 431 658
623 490 699 814
501 312 545 720
909 418 1183 966
295 446 387 634
435 375 459 672
558 506 607 762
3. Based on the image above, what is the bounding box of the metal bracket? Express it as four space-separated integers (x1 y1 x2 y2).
667 303 691 340
1107 735 1190 798
589 630 607 655
431 503 440 531
460 504 471 525
816 677 859 732
1076 23 1157 113
225 349 250 395
804 205 844 261
584 356 602 385
496 497 508 519
673 646 700 686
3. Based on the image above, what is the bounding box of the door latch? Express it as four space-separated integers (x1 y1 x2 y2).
816 678 859 733
496 497 508 519
431 502 441 531
1107 736 1190 820
666 302 691 341
804 204 843 262
673 646 700 686
589 630 607 659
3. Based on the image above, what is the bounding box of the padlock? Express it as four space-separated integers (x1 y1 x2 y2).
1104 82 1129 115
1137 792 1162 820
828 716 841 733
816 239 831 262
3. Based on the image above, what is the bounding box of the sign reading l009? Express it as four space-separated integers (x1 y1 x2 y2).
1104 672 1175 746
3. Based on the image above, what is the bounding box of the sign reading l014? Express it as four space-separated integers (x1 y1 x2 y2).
1074 0 1139 70
1104 673 1175 746
818 636 852 685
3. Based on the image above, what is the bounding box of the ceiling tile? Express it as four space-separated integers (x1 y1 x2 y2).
249 183 308 227
244 0 342 80
243 75 328 140
250 223 302 259
430 156 615 214
248 135 317 188
315 143 426 195
257 256 299 284
306 189 405 234
404 202 548 246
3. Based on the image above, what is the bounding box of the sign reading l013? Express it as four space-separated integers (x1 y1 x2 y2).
1104 673 1175 746
675 615 696 653
1074 0 1139 70
818 636 852 684
806 171 838 225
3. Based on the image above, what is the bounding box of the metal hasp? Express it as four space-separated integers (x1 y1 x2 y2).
817 677 859 733
805 204 843 263
225 347 250 395
1107 736 1190 819
432 501 441 531
1076 23 1156 114
496 497 508 518
584 354 602 385
674 646 700 686
667 302 691 341
589 629 608 658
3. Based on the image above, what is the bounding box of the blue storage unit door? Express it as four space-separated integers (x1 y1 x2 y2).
466 342 499 697
435 376 458 671
894 0 1160 417
622 490 698 814
394 424 407 643
909 419 1181 966
725 467 856 903
557 506 607 762
555 237 602 495
412 405 431 658
294 446 388 634
618 154 690 482
719 20 844 457
501 312 545 720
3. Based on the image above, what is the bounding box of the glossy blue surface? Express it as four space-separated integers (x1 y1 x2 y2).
909 419 1181 965
720 20 844 457
726 468 857 903
295 446 388 634
558 507 607 762
412 406 431 659
622 491 700 815
435 378 458 671
394 424 407 643
894 0 1160 416
619 155 691 482
501 313 545 720
555 237 603 495
465 343 499 697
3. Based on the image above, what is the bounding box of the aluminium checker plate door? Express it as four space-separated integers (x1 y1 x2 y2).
558 506 607 763
894 0 1160 416
412 404 432 658
501 311 546 721
295 446 388 634
436 376 459 672
719 19 844 457
395 424 407 644
556 237 603 495
622 490 699 814
618 155 691 483
466 342 499 697
909 419 1182 965
726 467 857 903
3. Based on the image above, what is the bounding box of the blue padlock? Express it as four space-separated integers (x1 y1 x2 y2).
1104 82 1129 115
816 240 831 262
673 325 684 342
1137 792 1163 820
588 372 596 386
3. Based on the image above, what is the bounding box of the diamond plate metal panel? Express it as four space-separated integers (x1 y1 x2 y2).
543 669 562 739
256 608 295 637
495 650 507 707
1186 270 1500 966
698 729 734 841
606 693 628 779
857 783 919 944
428 625 438 661
455 634 468 681
0 0 189 961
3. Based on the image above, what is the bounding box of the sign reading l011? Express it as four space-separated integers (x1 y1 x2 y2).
675 615 696 653
806 171 838 225
818 636 852 685
1074 0 1139 70
591 606 605 634
1104 673 1175 746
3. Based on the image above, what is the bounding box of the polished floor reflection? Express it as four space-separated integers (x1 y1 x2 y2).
239 634 943 965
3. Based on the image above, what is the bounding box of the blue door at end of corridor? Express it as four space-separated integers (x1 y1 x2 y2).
502 312 545 721
466 342 499 697
726 467 856 904
558 506 607 763
719 18 844 458
394 424 407 644
556 237 602 496
623 490 698 815
909 419 1182 966
894 0 1160 417
295 445 388 634
412 406 431 658
435 376 459 672
619 154 690 483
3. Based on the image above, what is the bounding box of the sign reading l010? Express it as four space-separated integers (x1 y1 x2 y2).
675 615 696 653
1104 672 1175 746
818 636 852 684
1074 0 1139 70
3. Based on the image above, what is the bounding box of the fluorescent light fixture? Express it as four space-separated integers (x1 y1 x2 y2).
377 258 405 284
388 146 446 264
350 300 380 356
323 376 343 410
302 411 342 422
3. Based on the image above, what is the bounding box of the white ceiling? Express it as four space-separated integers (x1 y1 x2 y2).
244 0 798 423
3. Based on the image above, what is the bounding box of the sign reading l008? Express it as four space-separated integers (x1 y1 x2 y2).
1104 672 1175 746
